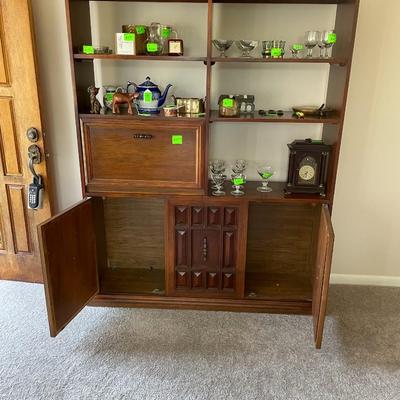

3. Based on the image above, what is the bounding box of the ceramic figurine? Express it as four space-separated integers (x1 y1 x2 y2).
88 86 101 114
112 92 139 115
127 76 172 114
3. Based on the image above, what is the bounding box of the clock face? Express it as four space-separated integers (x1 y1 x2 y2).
299 165 315 181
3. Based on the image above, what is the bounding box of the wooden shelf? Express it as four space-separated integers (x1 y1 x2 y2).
208 181 328 204
79 109 205 122
74 53 346 66
74 54 207 62
100 268 165 296
211 57 347 66
245 272 312 301
87 1 354 4
210 110 340 124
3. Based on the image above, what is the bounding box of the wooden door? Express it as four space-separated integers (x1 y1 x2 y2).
38 199 101 337
0 0 52 282
312 204 335 349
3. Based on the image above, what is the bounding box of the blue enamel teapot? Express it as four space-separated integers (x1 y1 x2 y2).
127 76 172 114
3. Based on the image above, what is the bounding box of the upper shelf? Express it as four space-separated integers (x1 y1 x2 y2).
211 57 347 66
74 54 347 66
74 54 207 62
81 0 355 4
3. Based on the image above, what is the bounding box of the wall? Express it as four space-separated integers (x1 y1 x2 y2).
331 0 400 283
30 0 399 281
31 0 81 212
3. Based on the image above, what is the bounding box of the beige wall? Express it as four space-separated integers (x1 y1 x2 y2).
331 0 400 278
32 0 81 211
31 0 399 279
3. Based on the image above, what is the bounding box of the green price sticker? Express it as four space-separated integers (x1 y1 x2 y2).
262 172 273 179
172 135 183 145
161 27 172 39
147 43 158 53
271 48 282 58
143 90 153 103
83 45 94 55
292 44 304 51
222 98 234 108
327 33 337 44
105 93 114 102
233 178 244 186
123 33 135 42
136 25 146 35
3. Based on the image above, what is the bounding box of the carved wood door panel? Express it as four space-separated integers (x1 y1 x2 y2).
168 203 240 297
0 0 52 282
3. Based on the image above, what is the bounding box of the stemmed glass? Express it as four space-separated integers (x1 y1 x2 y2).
317 32 325 58
236 40 258 58
230 159 247 196
212 40 234 58
256 163 274 193
211 173 226 196
290 44 304 58
210 159 226 174
322 30 336 58
304 31 319 58
209 159 226 189
231 159 247 186
231 173 245 196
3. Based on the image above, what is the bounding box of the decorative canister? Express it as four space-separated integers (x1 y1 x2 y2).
218 95 239 117
122 24 149 55
102 86 124 110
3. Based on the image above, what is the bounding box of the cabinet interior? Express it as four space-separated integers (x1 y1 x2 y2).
95 197 320 302
98 197 166 295
245 203 319 301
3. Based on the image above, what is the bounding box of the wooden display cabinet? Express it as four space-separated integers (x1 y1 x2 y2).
38 0 359 348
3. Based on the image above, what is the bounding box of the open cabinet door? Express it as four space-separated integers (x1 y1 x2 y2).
38 198 101 337
312 204 335 349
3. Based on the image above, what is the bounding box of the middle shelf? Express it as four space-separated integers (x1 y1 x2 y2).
79 110 340 125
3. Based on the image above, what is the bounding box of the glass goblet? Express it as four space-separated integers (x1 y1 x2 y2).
322 30 336 58
231 159 247 174
212 40 233 58
236 40 258 58
317 32 325 58
231 159 247 190
231 173 245 196
209 159 226 189
305 31 319 58
209 159 226 174
211 173 226 196
256 164 274 193
290 44 304 58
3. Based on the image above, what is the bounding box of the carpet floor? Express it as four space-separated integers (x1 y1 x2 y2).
0 281 399 400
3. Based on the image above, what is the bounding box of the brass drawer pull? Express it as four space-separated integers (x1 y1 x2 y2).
133 134 153 140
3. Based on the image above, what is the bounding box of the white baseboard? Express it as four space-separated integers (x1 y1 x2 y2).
331 274 400 287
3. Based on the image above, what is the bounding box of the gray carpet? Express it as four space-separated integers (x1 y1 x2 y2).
0 281 399 400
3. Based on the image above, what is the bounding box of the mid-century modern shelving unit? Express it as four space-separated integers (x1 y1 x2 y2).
38 0 359 348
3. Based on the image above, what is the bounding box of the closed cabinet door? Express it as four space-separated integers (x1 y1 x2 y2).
0 0 52 282
80 117 206 195
167 202 240 297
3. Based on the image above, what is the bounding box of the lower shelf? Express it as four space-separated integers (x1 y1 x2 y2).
100 268 165 296
245 272 312 301
91 293 312 315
